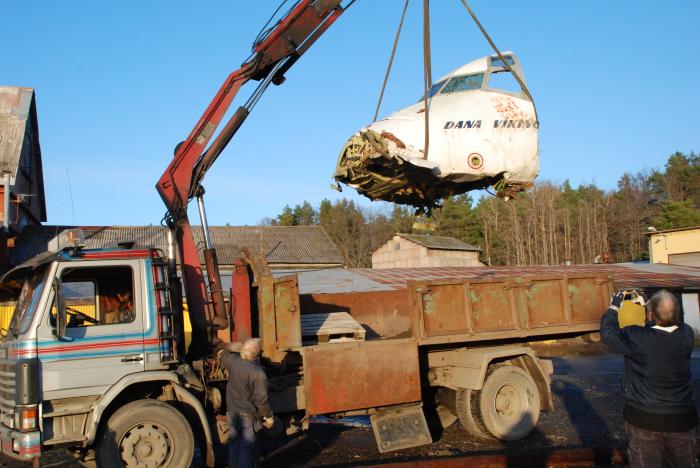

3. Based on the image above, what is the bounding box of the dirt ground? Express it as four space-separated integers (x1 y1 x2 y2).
1 339 697 467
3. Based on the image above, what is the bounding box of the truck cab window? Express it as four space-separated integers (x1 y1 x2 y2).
51 266 135 328
8 269 48 335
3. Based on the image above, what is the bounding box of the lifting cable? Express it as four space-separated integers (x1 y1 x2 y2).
458 0 538 121
372 0 410 123
374 0 536 162
372 0 433 159
422 0 432 160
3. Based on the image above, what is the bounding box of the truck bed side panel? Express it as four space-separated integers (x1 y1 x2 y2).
302 338 420 415
411 274 612 344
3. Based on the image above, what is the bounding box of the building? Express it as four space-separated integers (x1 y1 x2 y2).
647 226 700 267
372 233 484 269
0 87 47 268
10 225 345 275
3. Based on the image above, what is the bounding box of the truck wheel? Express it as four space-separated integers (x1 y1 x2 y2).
96 399 194 468
455 388 490 439
473 365 540 441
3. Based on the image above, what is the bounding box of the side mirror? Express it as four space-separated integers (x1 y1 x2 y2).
53 278 72 342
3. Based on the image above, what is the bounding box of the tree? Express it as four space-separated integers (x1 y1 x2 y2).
293 201 316 226
434 195 481 246
654 200 700 230
649 151 700 207
276 205 296 226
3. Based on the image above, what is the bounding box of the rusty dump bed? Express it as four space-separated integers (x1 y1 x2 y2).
294 262 700 294
295 262 700 344
253 261 698 417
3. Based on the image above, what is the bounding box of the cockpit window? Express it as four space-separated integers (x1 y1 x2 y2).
440 73 484 94
491 56 515 68
418 79 447 102
429 80 446 98
488 70 522 94
8 269 48 336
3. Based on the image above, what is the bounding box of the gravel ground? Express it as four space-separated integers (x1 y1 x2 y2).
2 340 698 467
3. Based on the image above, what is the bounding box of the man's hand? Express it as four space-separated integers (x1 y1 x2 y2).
635 290 648 306
609 291 625 311
262 416 275 429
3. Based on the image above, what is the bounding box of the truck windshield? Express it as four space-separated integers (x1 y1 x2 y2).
8 270 48 336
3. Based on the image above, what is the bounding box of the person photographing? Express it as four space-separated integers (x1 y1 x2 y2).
601 290 697 467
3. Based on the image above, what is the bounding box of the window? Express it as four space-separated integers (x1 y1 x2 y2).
429 80 447 98
8 269 48 335
417 79 447 102
488 70 521 94
491 56 515 68
440 74 484 94
51 266 135 328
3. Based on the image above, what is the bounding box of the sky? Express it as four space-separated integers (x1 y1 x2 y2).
3 0 699 227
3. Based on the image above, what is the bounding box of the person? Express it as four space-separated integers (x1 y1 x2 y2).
600 290 697 467
218 338 274 468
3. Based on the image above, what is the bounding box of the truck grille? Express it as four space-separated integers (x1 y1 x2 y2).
0 361 15 426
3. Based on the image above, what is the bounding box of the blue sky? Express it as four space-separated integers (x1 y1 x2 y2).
3 1 698 226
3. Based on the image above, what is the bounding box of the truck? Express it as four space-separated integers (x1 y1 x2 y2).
0 228 618 467
0 1 628 466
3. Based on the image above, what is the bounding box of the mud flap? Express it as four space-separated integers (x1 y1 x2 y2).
370 403 432 453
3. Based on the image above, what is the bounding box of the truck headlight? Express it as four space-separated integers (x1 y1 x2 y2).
13 406 37 432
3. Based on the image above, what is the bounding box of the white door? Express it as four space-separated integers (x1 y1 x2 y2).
36 259 147 400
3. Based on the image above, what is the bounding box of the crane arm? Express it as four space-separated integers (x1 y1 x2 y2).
156 0 346 216
155 0 347 359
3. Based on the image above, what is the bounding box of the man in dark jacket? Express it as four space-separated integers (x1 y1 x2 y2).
601 289 697 467
219 338 274 468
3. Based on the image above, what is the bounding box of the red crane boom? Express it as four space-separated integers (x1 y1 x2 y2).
156 0 347 359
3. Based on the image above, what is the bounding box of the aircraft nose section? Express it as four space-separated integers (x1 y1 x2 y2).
333 53 539 211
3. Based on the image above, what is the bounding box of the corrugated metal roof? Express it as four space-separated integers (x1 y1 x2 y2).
10 225 344 267
0 87 38 174
0 86 46 222
297 262 700 294
397 233 481 251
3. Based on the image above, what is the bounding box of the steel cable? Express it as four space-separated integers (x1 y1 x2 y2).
457 0 538 121
422 0 432 160
373 0 411 123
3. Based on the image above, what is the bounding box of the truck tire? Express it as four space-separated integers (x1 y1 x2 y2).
455 388 490 439
95 399 194 468
472 365 540 441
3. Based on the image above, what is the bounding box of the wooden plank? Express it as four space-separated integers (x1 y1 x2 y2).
300 312 366 342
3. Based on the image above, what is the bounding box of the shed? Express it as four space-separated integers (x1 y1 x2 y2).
372 233 484 269
647 226 700 267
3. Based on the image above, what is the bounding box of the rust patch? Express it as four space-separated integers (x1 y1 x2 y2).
303 339 421 415
381 131 406 149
